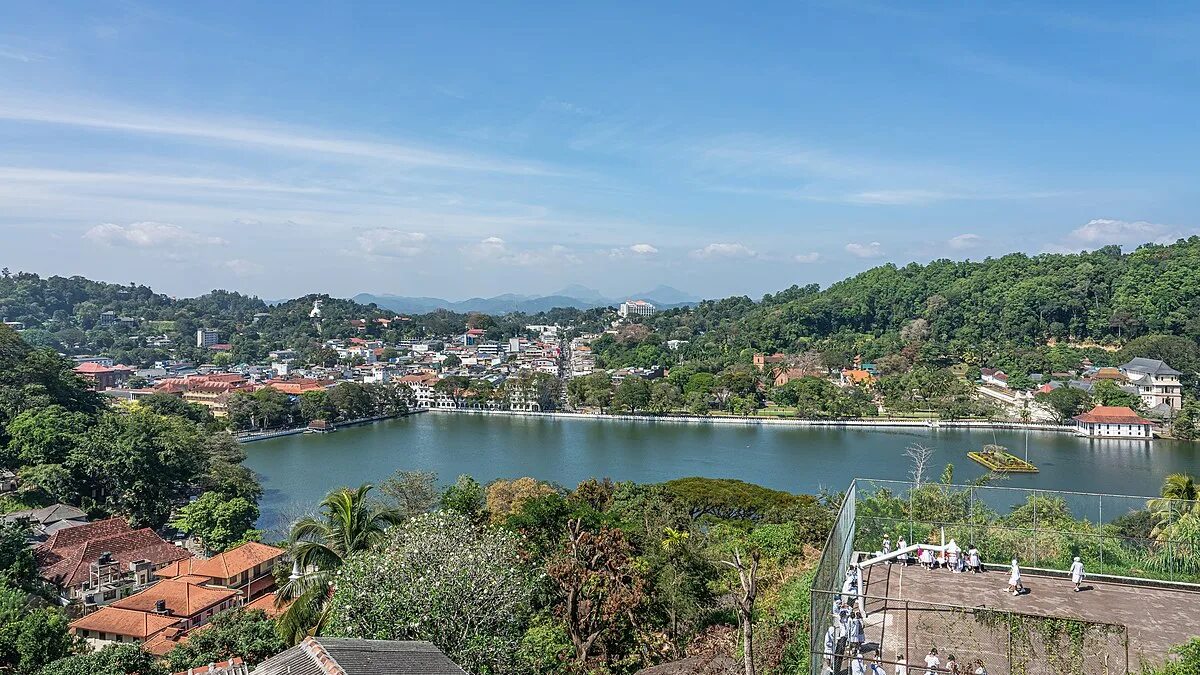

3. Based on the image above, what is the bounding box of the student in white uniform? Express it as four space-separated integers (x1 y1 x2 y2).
822 625 839 673
851 649 868 675
1007 558 1024 595
1069 556 1085 592
967 545 981 573
894 654 908 675
897 537 909 565
923 647 940 675
971 658 987 674
883 535 892 558
849 612 866 653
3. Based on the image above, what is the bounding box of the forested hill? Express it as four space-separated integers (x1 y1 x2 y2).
642 237 1200 372
4 237 1200 373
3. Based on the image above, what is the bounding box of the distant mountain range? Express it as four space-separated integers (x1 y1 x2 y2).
353 285 701 315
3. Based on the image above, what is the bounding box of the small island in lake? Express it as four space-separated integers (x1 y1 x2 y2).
969 444 1039 473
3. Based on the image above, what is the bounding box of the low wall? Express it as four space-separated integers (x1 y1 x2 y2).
425 407 1074 433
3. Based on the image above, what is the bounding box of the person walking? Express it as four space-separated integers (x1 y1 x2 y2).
851 649 868 675
897 536 909 565
883 535 892 563
823 625 838 674
1007 558 1024 595
967 545 981 574
1069 556 1085 592
894 654 908 675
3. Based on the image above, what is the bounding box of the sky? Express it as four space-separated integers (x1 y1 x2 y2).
1 2 1199 301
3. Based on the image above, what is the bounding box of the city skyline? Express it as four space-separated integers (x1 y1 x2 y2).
2 1 1199 299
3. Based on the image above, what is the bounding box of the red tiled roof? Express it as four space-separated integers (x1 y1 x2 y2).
1073 405 1152 425
70 606 181 640
245 591 288 618
144 625 190 655
111 578 239 618
171 657 244 675
37 517 192 588
74 362 114 374
154 558 201 579
190 541 284 580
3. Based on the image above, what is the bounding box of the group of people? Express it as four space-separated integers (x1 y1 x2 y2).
898 647 989 674
881 536 982 574
881 535 1088 596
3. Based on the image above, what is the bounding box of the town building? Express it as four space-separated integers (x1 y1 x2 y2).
73 361 133 391
36 517 192 607
753 353 787 371
617 299 656 318
254 638 468 675
980 368 1010 388
1119 358 1184 413
2 503 88 541
196 328 220 348
1073 405 1154 439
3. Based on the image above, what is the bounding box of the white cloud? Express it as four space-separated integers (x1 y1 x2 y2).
629 243 658 255
690 242 757 260
794 252 821 263
1043 218 1194 253
462 237 579 266
1071 218 1165 244
357 228 429 258
845 241 884 258
83 222 227 248
947 233 982 250
223 259 264 276
0 96 559 176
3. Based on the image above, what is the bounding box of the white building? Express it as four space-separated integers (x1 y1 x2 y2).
618 299 656 318
196 328 220 348
1119 358 1183 412
1073 405 1153 439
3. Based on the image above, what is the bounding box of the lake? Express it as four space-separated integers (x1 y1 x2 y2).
243 412 1200 532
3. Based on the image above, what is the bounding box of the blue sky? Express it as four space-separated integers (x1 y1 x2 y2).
1 2 1198 300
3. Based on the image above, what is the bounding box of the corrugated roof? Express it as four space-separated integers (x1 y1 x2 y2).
254 638 468 675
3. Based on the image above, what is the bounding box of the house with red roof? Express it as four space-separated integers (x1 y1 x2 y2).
36 517 191 607
67 540 284 656
73 361 133 391
1073 405 1154 439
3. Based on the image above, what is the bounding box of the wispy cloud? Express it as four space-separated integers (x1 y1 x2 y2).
0 45 48 63
462 237 581 266
946 233 983 250
693 134 1065 206
794 252 821 263
690 242 757 260
845 241 884 258
0 166 329 194
223 259 264 276
357 229 429 258
84 222 227 248
0 95 561 176
1043 218 1195 252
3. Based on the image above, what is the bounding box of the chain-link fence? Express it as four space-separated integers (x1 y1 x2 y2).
806 478 1192 675
809 481 856 675
811 589 1128 675
854 479 1200 583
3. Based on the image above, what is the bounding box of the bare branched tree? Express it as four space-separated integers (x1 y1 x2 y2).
904 443 935 486
719 548 760 675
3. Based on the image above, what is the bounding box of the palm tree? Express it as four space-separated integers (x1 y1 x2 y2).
1149 473 1199 542
276 484 403 643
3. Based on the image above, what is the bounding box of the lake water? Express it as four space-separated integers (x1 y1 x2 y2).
243 412 1200 532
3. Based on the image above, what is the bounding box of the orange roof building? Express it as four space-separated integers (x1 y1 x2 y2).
1073 405 1153 439
110 578 240 627
190 541 285 599
71 606 182 645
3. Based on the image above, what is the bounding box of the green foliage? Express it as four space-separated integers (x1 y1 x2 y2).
170 491 261 553
1035 386 1093 423
0 522 36 589
442 474 486 519
72 407 209 527
612 377 652 413
327 512 533 674
37 643 166 675
0 608 73 675
664 477 804 522
165 608 285 670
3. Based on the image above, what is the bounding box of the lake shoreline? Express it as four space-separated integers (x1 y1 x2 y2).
425 407 1077 433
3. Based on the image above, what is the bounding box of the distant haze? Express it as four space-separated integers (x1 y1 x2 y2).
354 285 700 314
